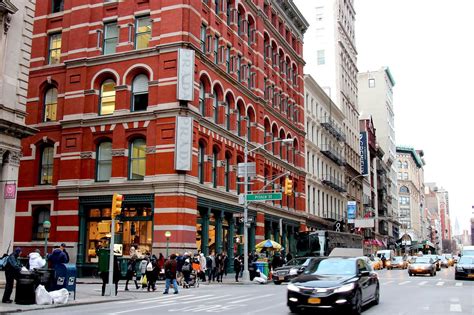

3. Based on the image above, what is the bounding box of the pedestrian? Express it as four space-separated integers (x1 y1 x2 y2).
146 256 157 291
125 254 139 291
101 255 121 296
234 254 242 282
381 254 387 269
208 251 217 282
47 245 68 269
222 252 229 277
158 253 165 270
199 253 207 282
139 255 149 289
28 249 46 270
2 247 22 303
182 258 192 287
163 254 179 294
60 243 70 263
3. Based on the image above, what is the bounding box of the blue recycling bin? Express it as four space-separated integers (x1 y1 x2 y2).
255 262 265 275
54 263 77 300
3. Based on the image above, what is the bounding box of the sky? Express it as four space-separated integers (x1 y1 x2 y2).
293 0 474 233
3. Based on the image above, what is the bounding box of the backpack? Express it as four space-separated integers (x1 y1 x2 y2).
146 262 153 272
0 255 8 270
182 263 191 272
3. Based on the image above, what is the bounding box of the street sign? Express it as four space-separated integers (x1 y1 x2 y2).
237 162 256 177
246 193 282 201
239 217 254 223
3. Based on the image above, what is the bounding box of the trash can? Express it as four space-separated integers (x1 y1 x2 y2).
54 263 77 300
263 262 269 277
34 268 55 292
255 262 264 276
15 270 36 305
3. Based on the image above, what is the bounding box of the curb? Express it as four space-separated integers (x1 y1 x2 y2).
0 296 132 314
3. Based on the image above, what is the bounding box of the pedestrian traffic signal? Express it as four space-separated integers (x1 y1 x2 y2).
283 177 293 195
111 193 123 219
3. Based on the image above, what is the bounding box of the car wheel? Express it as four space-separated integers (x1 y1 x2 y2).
373 285 380 305
434 270 437 276
351 290 363 315
273 281 281 285
408 272 412 276
289 306 299 314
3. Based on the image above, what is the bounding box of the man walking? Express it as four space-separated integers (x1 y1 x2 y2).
60 243 70 263
163 254 179 294
2 248 22 303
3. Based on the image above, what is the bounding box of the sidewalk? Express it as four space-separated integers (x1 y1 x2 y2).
0 275 263 313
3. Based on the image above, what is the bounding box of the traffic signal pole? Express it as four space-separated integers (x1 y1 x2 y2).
107 215 116 296
242 140 250 283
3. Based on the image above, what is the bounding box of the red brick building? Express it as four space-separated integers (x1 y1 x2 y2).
16 0 308 275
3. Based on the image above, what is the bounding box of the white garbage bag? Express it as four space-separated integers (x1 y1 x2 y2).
49 288 69 304
35 285 53 305
253 277 267 284
260 272 268 281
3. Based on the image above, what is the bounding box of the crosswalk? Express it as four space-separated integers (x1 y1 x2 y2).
110 292 279 314
380 279 467 288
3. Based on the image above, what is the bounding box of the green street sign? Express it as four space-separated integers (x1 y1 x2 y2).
246 193 282 201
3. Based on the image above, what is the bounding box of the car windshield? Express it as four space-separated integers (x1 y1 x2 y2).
458 257 474 264
463 250 474 256
304 258 356 276
444 254 452 259
414 257 431 264
286 257 309 266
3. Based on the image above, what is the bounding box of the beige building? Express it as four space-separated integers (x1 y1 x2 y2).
0 0 37 254
304 74 346 229
396 146 425 243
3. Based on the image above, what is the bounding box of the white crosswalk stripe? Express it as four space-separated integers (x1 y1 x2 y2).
398 281 411 285
436 281 445 286
449 304 462 312
455 282 463 287
418 281 428 286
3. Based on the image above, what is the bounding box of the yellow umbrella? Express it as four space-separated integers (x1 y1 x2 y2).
255 239 282 251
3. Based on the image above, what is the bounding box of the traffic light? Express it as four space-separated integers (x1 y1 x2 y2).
111 193 123 219
284 177 293 195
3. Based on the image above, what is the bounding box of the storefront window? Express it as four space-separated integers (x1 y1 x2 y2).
85 204 152 263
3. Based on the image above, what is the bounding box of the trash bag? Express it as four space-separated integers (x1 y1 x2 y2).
141 274 147 286
49 288 69 304
259 272 268 281
253 277 267 284
35 285 53 305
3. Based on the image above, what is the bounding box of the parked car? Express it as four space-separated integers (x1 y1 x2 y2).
387 256 407 269
273 257 312 285
287 257 379 315
454 256 474 280
408 257 437 276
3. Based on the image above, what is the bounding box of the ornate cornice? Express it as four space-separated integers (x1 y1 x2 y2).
0 0 18 15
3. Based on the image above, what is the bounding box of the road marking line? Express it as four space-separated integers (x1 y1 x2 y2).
455 282 462 287
398 281 411 285
449 304 462 312
228 293 275 304
418 281 427 286
450 297 460 303
137 294 198 304
422 306 430 311
246 301 286 314
382 280 394 285
436 281 445 286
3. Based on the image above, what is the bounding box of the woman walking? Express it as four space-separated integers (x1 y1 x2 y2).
233 255 242 282
125 255 139 291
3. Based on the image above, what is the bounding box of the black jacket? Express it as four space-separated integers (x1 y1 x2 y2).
5 253 21 275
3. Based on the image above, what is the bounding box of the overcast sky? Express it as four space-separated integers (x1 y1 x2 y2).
294 0 474 233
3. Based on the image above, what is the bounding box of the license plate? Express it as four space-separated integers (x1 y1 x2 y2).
279 276 285 280
308 298 321 304
468 274 474 278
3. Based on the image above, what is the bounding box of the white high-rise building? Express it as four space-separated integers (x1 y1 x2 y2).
358 68 399 238
300 0 362 218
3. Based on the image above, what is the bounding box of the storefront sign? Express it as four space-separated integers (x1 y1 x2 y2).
359 131 370 175
347 200 356 221
354 218 375 228
175 116 193 171
177 48 195 101
4 183 16 199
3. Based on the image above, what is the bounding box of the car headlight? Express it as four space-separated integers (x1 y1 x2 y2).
456 266 463 272
334 282 355 293
289 268 298 276
287 283 301 292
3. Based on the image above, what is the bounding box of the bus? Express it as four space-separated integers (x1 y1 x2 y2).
295 230 363 257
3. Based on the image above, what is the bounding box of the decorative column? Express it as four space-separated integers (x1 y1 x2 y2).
77 205 86 277
227 216 235 274
238 221 244 255
273 222 280 244
215 210 223 254
288 226 295 256
281 224 287 255
201 208 210 256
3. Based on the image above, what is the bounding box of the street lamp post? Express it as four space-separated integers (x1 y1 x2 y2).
241 137 293 283
165 231 171 258
43 220 51 257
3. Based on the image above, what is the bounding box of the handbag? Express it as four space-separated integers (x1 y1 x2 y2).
141 274 147 285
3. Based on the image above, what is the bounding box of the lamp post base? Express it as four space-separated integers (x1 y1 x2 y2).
105 284 116 296
241 270 251 284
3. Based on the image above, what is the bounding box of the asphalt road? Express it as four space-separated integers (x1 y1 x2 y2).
26 266 474 315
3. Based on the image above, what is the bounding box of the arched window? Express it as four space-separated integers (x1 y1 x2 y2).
99 79 116 115
44 87 58 122
129 138 146 180
403 161 409 169
212 147 219 188
131 74 148 111
40 146 54 184
225 95 231 130
225 152 231 191
399 186 410 194
96 141 112 181
198 142 206 184
237 105 243 136
199 81 206 116
52 0 64 13
226 0 233 25
213 89 219 123
32 207 51 240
